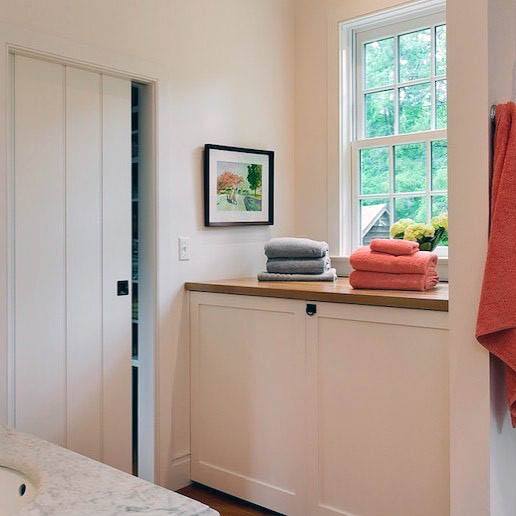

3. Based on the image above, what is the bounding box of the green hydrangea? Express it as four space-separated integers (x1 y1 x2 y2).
431 213 448 231
404 223 435 242
390 218 414 238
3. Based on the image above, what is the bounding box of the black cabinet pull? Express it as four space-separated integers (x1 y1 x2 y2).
306 303 317 316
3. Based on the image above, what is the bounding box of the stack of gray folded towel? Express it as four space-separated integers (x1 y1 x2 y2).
258 237 337 282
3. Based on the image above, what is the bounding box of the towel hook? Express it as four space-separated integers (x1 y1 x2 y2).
490 104 497 121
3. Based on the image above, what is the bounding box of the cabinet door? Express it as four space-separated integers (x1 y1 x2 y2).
190 292 306 515
306 303 449 516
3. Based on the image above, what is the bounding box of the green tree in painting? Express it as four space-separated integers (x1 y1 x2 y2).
247 164 262 196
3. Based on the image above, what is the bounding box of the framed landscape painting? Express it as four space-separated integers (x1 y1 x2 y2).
204 144 274 226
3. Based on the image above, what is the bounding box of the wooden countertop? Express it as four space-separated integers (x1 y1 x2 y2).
185 277 449 312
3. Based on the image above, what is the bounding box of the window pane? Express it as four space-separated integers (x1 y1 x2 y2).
398 28 432 82
432 195 448 246
395 197 427 222
365 38 395 89
432 194 447 216
360 198 391 244
394 143 426 193
399 83 431 133
365 90 394 137
436 79 447 129
431 140 448 190
435 25 446 76
360 147 390 195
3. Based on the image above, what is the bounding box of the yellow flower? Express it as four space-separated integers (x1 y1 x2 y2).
431 213 448 230
404 223 435 242
390 218 414 238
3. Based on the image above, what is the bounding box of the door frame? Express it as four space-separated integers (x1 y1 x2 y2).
1 40 159 483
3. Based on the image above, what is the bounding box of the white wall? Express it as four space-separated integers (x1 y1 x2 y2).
487 2 516 514
0 0 296 489
294 0 329 242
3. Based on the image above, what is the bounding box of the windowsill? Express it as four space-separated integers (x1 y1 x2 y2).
331 255 449 282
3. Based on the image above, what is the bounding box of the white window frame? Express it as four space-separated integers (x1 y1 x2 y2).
339 1 448 276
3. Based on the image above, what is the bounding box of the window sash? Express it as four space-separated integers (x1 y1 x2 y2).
355 13 445 140
351 130 447 250
349 10 446 253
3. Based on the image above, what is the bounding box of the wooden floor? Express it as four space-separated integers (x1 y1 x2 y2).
178 483 281 516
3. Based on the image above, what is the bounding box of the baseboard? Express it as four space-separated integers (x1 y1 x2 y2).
166 452 191 491
191 459 297 515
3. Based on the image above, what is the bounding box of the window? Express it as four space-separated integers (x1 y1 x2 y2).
344 6 447 253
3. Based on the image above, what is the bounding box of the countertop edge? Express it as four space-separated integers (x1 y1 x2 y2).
184 280 449 312
0 425 218 516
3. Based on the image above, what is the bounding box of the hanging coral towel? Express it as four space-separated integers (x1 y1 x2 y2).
477 102 516 427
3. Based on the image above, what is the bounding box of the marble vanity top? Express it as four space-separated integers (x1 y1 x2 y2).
0 426 218 515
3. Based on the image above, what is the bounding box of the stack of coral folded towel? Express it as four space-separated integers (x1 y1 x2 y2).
349 238 439 291
258 237 337 282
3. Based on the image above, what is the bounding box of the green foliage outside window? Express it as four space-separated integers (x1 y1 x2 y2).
431 140 447 190
399 29 432 82
365 38 394 89
395 197 427 222
435 25 447 76
436 80 447 129
399 83 432 133
358 22 448 246
365 91 394 137
394 143 426 193
360 147 389 195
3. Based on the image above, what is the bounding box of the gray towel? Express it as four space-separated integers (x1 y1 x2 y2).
257 268 337 282
266 253 330 274
264 237 329 259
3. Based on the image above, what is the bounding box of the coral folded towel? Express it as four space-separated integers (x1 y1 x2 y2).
477 102 516 427
349 270 439 291
370 238 419 256
350 246 438 275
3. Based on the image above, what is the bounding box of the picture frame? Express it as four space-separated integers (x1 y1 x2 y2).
204 144 274 227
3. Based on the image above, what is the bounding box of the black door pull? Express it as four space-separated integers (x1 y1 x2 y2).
117 280 129 296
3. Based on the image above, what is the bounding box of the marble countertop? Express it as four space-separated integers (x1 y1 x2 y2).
0 426 219 515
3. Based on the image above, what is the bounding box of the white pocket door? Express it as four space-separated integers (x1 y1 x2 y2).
12 54 132 473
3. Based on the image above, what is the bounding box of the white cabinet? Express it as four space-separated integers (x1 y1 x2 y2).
190 292 449 516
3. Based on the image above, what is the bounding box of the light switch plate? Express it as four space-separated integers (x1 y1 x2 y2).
178 237 191 261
